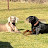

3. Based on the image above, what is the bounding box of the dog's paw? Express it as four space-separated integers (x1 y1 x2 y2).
23 30 29 35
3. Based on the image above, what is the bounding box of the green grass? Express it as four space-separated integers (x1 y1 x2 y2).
0 1 48 48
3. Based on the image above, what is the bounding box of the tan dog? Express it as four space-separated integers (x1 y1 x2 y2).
0 16 20 33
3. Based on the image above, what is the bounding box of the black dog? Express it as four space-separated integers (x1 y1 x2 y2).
26 16 48 35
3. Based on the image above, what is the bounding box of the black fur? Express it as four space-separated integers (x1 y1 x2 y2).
26 16 48 35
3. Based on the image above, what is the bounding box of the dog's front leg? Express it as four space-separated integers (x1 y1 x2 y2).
36 27 40 35
31 28 34 34
31 26 36 34
14 27 20 33
31 25 34 34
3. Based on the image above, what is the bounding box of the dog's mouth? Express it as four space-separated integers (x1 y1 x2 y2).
12 23 15 26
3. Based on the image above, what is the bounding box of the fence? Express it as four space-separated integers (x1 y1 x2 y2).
0 0 48 10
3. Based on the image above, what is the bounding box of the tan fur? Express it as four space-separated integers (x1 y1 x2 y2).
0 16 20 33
0 23 20 32
0 24 8 32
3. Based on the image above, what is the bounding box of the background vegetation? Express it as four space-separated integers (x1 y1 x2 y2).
0 0 48 3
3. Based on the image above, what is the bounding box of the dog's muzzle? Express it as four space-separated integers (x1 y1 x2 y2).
12 23 15 26
26 18 29 22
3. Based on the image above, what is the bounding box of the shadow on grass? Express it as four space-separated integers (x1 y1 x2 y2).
0 6 47 11
0 41 13 48
0 8 31 11
19 29 24 31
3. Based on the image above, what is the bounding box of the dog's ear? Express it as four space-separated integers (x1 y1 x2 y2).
34 16 39 21
8 17 10 23
15 17 19 23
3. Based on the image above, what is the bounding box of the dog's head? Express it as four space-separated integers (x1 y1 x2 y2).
8 16 19 26
26 16 39 24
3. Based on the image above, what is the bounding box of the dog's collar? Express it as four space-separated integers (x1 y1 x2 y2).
8 23 14 31
34 20 39 26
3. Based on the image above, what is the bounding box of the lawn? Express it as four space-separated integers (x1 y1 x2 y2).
0 1 48 48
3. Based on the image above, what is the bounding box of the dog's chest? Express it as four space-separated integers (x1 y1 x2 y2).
6 24 11 32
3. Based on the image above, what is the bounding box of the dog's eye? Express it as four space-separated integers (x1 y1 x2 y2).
32 17 34 20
